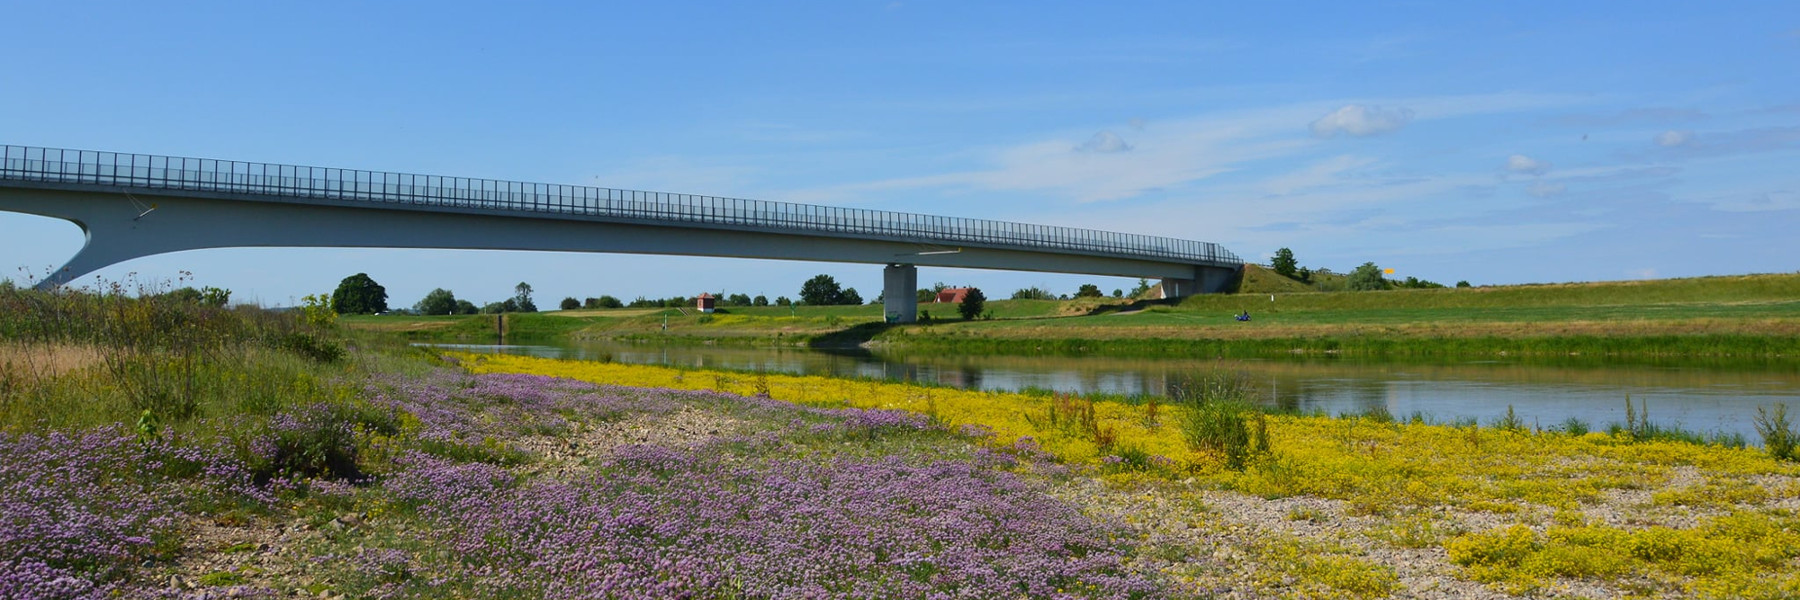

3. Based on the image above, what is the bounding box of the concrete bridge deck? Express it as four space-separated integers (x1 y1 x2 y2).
0 145 1243 321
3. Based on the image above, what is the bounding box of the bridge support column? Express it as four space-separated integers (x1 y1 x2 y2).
1159 264 1244 299
882 263 918 323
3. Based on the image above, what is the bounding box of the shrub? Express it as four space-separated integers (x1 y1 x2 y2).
1755 403 1797 460
958 287 986 320
1174 371 1267 470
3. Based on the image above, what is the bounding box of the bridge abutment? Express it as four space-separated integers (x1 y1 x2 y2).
882 264 918 323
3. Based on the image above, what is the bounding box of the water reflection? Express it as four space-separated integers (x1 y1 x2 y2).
431 341 1800 443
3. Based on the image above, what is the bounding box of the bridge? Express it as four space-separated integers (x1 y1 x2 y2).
0 145 1242 322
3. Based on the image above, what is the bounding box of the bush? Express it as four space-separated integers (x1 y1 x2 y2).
1347 263 1386 291
1755 403 1797 460
1173 371 1268 470
559 297 580 310
958 287 986 320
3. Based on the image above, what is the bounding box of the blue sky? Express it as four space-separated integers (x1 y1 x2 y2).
2 2 1796 308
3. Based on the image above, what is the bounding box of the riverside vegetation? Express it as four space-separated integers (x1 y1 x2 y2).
346 269 1800 360
7 278 1800 599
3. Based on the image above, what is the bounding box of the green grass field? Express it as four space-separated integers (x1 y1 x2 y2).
342 269 1800 358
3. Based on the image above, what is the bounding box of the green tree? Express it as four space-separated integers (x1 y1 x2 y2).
453 299 478 315
726 293 753 307
559 297 580 310
1456 280 1472 288
1011 286 1054 300
775 296 792 306
512 282 537 313
753 294 769 306
1297 267 1313 284
415 288 458 315
958 287 986 320
843 288 863 305
1129 278 1153 298
800 274 844 306
1348 263 1387 291
1075 283 1104 298
331 273 388 314
1271 248 1298 278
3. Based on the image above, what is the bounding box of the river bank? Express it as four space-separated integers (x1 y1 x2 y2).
345 271 1800 360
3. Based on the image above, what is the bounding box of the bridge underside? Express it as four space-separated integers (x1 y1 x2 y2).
0 187 1241 322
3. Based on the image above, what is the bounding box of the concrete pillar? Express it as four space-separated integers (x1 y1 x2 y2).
1159 264 1244 299
882 263 918 323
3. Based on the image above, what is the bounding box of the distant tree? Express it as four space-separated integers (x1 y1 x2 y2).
454 299 478 315
1297 267 1313 284
1011 287 1055 301
1271 248 1299 278
775 296 792 306
598 295 623 308
583 297 601 309
1076 283 1104 298
1456 280 1472 289
512 282 537 313
800 274 845 306
842 288 863 305
1112 289 1122 298
1399 276 1446 289
1129 278 1153 298
331 273 388 315
958 287 986 320
479 301 508 314
726 293 753 307
415 288 458 315
1348 263 1387 291
559 297 581 310
753 294 769 306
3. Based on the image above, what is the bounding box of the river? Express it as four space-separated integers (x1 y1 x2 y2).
437 340 1800 444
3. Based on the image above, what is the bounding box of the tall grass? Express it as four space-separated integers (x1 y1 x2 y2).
0 279 348 432
1172 370 1271 470
1755 403 1797 460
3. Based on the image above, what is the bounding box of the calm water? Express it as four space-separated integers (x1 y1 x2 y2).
437 341 1800 443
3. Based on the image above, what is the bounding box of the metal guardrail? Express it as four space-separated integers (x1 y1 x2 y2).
0 145 1241 266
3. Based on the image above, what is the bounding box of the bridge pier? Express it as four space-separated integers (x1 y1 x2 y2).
1159 264 1243 299
882 264 918 323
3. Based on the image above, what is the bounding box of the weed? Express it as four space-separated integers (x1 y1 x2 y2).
1755 403 1797 460
1174 370 1268 470
1492 405 1527 433
1558 416 1590 436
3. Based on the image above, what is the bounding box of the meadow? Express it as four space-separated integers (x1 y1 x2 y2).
0 283 1172 598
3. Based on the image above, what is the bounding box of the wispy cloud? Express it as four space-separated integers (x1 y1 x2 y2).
1309 105 1414 138
1506 154 1552 175
1075 131 1132 153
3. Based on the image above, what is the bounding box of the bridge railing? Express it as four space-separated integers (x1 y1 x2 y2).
0 145 1241 266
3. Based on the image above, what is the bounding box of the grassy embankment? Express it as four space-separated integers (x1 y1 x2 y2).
348 269 1800 359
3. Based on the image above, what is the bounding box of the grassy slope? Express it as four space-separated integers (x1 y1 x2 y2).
343 271 1800 357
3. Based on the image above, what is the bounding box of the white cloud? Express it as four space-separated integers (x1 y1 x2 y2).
1654 130 1693 147
1506 154 1552 175
1625 267 1659 279
1076 131 1132 153
1527 181 1566 198
1309 105 1415 138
